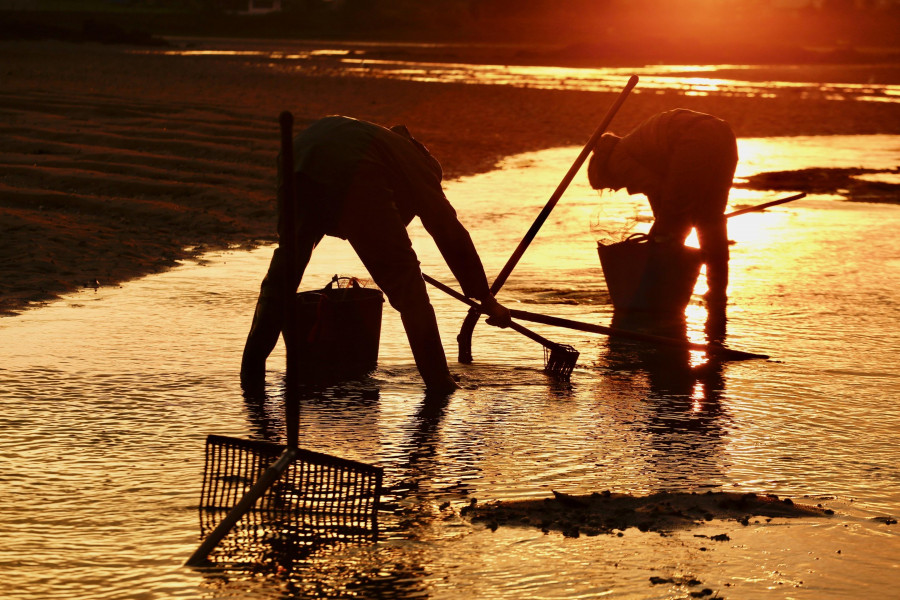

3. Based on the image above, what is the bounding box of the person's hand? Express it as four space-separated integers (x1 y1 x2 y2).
480 295 511 328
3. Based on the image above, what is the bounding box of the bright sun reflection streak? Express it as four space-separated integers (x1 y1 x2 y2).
137 46 900 102
692 381 705 410
335 59 900 102
158 49 350 59
160 50 270 56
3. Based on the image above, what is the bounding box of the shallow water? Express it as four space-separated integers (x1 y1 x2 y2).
142 39 900 103
1 135 899 599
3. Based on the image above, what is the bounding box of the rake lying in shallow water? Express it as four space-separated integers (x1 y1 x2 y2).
191 435 382 565
422 273 579 378
507 308 769 361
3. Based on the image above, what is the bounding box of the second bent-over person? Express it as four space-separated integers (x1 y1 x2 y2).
587 108 739 314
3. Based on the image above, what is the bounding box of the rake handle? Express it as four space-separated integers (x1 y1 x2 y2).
458 75 638 363
490 74 639 295
422 273 561 350
725 193 806 219
508 308 768 361
279 111 300 451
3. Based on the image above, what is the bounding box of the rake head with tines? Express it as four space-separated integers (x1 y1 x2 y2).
197 435 382 565
543 343 579 378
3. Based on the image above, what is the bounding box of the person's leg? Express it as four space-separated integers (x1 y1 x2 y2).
678 119 737 339
241 176 323 390
240 249 289 390
696 216 729 341
337 185 456 394
696 217 730 302
680 119 738 304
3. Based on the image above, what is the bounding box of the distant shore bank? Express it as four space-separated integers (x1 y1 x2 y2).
2 38 899 316
4 6 900 66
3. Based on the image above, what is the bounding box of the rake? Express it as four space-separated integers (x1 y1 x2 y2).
193 436 382 565
507 307 769 361
422 273 579 378
185 111 383 567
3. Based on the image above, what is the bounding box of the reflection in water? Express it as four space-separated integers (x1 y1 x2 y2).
604 310 729 490
336 59 900 102
207 374 492 597
141 43 900 103
240 377 382 445
205 380 437 598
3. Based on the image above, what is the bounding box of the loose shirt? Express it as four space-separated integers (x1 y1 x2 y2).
285 116 491 301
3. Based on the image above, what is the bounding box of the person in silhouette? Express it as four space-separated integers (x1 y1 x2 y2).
587 109 738 319
241 116 510 395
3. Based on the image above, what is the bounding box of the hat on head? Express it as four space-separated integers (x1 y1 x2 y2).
587 133 621 190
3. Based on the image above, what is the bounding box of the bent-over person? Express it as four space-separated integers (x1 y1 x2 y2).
587 108 739 316
241 116 510 395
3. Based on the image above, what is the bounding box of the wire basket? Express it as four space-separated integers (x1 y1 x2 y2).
198 434 383 565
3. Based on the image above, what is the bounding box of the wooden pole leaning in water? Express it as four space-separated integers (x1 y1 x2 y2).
725 193 807 219
423 273 579 376
185 447 299 566
185 111 300 567
507 308 770 361
457 75 640 364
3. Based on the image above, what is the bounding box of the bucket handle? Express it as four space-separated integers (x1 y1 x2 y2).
325 274 366 291
625 232 650 243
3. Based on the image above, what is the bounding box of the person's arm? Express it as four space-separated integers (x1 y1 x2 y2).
479 293 511 328
418 194 510 327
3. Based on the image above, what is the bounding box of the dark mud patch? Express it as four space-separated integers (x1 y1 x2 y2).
737 167 900 203
465 490 833 537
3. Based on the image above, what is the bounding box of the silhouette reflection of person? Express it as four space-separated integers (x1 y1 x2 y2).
241 116 510 396
606 311 728 484
587 109 738 322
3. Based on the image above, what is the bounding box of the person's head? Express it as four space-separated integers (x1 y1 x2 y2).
588 133 658 196
587 133 624 191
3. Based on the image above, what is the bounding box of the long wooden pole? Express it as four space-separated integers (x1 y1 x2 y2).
725 193 806 219
185 448 298 566
457 75 639 362
279 111 300 451
185 111 300 567
488 75 640 295
508 308 769 361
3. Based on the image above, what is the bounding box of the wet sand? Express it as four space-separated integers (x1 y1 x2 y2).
2 39 900 316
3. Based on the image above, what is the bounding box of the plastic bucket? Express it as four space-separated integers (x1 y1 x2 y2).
288 277 384 378
598 235 702 314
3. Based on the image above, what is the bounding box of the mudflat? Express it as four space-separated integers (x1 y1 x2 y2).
2 39 899 316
